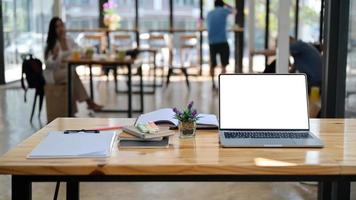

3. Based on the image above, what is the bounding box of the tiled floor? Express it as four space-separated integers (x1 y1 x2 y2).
0 76 354 200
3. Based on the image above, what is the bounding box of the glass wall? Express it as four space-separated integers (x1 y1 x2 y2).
297 0 321 43
267 0 296 49
2 0 54 82
62 0 99 29
114 0 135 29
252 0 267 71
173 0 200 30
139 0 169 32
172 0 200 69
345 0 356 117
138 0 170 68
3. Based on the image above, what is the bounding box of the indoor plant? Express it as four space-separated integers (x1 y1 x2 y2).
173 101 200 138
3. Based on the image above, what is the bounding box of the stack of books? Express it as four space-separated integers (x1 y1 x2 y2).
119 124 175 148
119 108 218 148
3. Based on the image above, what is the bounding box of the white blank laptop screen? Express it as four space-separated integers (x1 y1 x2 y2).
219 75 309 130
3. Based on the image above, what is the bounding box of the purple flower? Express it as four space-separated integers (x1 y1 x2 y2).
103 2 109 9
173 108 182 116
108 0 117 8
103 0 117 10
173 107 178 114
188 101 194 110
191 109 197 117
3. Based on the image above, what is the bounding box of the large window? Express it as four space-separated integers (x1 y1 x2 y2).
114 0 135 29
267 0 296 49
62 0 99 29
172 0 200 69
345 0 356 117
2 0 54 82
139 0 169 32
297 0 321 42
173 0 200 30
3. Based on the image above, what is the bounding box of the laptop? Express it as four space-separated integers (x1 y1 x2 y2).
219 74 323 148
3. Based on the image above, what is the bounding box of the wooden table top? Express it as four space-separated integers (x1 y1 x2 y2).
0 118 355 176
149 27 244 33
67 28 138 33
66 57 134 65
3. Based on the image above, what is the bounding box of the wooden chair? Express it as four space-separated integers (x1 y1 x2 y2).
83 33 107 53
111 34 134 51
165 34 199 88
147 33 169 86
180 34 199 69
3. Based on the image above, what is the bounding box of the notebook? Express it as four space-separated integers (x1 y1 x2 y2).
118 137 170 149
27 131 117 158
136 108 218 129
219 74 323 148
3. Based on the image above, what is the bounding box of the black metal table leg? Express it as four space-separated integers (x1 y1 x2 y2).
182 68 190 88
89 64 94 101
67 64 73 117
331 179 350 200
166 68 172 86
114 66 118 93
318 181 332 200
127 63 132 117
66 179 79 200
12 175 31 200
139 66 144 112
153 51 157 92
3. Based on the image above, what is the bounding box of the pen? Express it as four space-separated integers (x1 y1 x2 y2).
95 126 123 131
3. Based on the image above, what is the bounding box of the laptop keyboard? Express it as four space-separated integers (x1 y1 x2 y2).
224 131 312 139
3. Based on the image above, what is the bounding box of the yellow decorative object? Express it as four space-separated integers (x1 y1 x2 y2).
103 0 121 30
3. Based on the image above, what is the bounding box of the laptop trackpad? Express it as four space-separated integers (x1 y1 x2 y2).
249 139 296 146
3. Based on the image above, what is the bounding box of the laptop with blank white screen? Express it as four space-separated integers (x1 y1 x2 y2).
219 74 323 148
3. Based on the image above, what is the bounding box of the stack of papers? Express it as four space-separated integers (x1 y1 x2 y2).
28 131 116 159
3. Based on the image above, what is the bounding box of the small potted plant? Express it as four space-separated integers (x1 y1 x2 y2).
173 101 200 138
84 47 95 59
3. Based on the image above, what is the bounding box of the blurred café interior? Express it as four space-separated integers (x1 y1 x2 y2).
0 0 356 199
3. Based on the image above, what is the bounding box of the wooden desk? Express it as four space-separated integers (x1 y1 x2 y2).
0 118 355 200
66 58 142 117
149 27 244 33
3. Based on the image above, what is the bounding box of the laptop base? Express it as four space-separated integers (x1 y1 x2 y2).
219 131 324 148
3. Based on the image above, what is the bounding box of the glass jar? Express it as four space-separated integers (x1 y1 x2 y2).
178 121 196 138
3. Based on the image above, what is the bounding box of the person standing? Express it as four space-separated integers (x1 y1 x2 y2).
207 0 236 89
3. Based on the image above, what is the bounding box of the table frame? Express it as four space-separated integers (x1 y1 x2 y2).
67 60 143 118
11 174 354 200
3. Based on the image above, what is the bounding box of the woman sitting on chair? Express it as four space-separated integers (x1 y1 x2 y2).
43 17 102 112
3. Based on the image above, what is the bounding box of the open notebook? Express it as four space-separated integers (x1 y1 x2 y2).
27 131 116 159
135 108 219 129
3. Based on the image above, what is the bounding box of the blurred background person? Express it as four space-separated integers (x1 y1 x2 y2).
207 0 236 89
252 36 322 90
43 17 103 112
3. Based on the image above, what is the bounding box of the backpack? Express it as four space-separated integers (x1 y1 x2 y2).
21 54 46 122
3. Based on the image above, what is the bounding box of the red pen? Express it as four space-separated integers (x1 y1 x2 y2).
94 126 123 131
